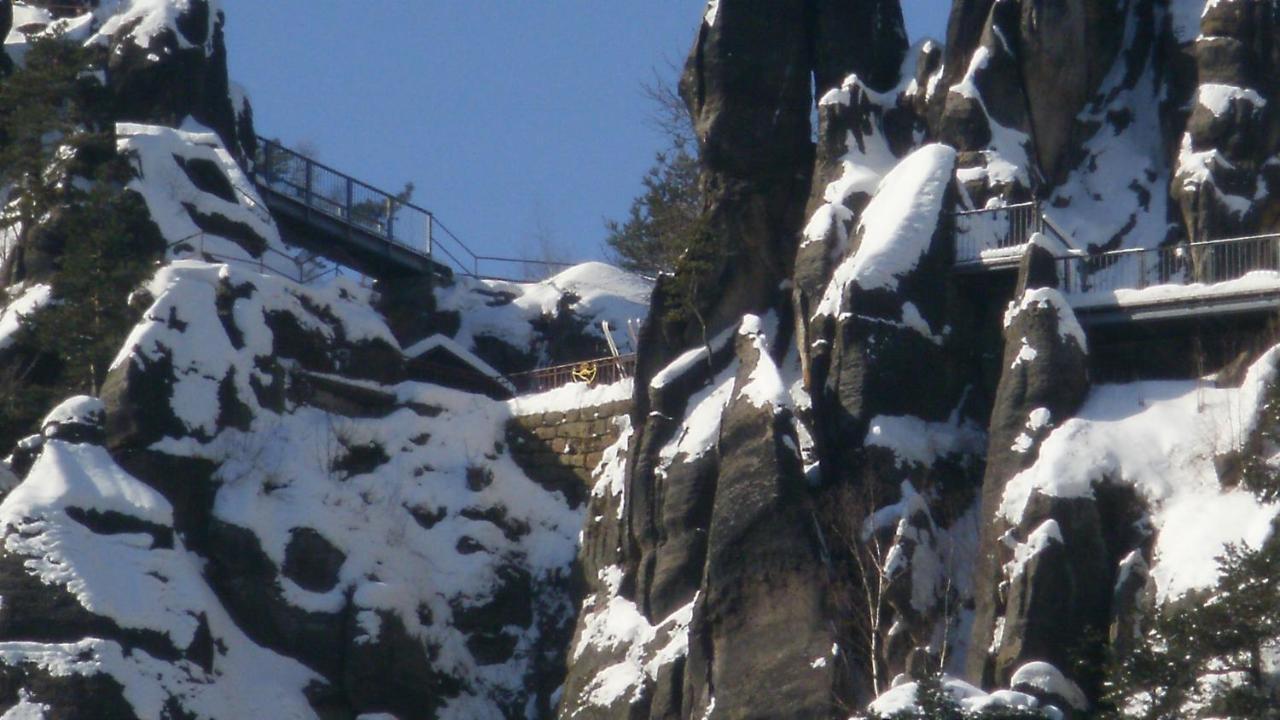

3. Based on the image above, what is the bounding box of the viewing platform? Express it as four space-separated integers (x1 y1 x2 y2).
952 202 1280 326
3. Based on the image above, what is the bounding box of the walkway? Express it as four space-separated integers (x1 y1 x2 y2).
952 203 1280 325
250 137 573 283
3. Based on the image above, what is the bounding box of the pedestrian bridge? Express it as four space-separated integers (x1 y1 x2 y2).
250 137 572 283
952 202 1280 327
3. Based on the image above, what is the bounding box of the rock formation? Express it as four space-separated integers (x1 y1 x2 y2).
1 0 1280 718
563 0 1280 717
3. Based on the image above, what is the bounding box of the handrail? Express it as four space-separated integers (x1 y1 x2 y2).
165 231 351 285
509 353 637 393
250 136 580 282
950 201 1280 299
951 201 1037 217
1055 233 1280 296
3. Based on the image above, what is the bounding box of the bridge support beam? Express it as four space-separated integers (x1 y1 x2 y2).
374 273 440 347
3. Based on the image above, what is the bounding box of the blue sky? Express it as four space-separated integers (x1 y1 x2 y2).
222 2 949 269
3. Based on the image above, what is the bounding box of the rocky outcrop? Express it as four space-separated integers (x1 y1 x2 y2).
1172 0 1280 243
967 247 1092 685
99 0 256 161
0 2 12 73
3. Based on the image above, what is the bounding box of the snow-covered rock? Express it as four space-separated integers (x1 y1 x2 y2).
433 261 651 374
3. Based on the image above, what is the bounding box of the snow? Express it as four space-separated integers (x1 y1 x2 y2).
801 66 916 252
868 674 1059 717
573 593 696 708
999 346 1280 601
948 47 1033 192
1004 287 1088 353
1011 338 1038 368
702 0 720 27
1196 83 1266 117
736 313 789 411
814 143 957 316
433 262 651 364
0 441 322 719
116 123 305 279
511 377 632 417
111 260 397 437
1068 270 1280 309
1046 0 1173 252
865 414 986 469
657 364 738 471
591 415 632 521
0 283 51 351
404 334 515 394
41 395 104 434
650 324 735 389
1010 661 1088 710
1003 519 1063 580
0 691 49 720
90 0 222 55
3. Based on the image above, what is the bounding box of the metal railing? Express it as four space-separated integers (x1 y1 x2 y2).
254 137 434 257
165 232 356 286
251 136 576 281
509 354 637 394
1057 233 1280 297
953 201 1042 264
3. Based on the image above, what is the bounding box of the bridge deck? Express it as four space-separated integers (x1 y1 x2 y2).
952 203 1280 325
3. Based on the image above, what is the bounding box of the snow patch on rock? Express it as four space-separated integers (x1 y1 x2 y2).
814 143 957 315
1000 346 1280 601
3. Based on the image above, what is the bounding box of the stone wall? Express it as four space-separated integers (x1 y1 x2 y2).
506 399 631 504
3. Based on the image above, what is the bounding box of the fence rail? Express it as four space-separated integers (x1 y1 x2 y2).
509 354 637 393
251 137 576 281
166 232 354 286
1057 234 1280 297
954 202 1042 264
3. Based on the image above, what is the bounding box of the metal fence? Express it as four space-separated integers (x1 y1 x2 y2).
953 202 1042 264
166 232 348 285
509 354 638 394
254 137 433 257
252 137 575 281
1057 234 1280 296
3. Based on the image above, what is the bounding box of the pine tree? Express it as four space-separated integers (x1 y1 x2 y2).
604 69 705 277
0 32 155 446
1103 499 1280 717
604 139 703 276
24 177 155 395
0 32 104 248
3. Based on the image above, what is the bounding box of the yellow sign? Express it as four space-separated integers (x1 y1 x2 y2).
571 361 598 385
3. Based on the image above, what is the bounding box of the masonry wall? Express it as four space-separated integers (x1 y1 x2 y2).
506 399 631 504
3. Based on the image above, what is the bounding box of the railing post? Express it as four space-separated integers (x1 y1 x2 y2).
304 158 313 215
345 178 353 223
1137 251 1146 290
261 141 272 182
427 215 434 256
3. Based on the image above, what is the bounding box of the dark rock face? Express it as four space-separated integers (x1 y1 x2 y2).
966 256 1092 684
0 2 12 74
102 0 255 161
1017 0 1126 183
1172 0 1280 242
